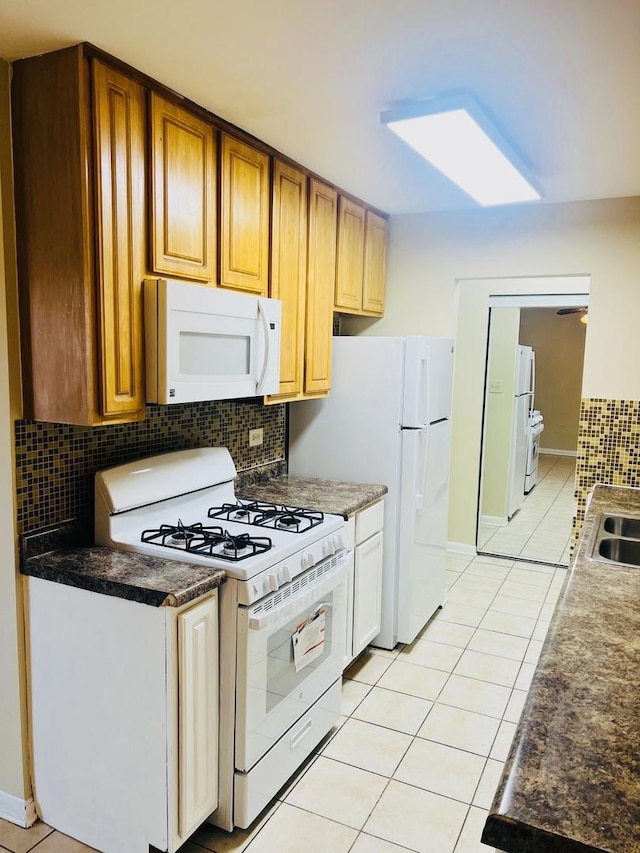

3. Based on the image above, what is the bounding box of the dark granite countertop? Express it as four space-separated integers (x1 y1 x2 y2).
482 484 640 853
238 475 387 518
22 542 225 608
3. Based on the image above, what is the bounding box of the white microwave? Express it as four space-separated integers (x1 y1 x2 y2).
144 279 281 404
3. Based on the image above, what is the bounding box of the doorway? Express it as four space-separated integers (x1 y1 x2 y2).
477 295 588 566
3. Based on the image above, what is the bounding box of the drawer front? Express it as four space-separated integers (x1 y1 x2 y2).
355 500 384 544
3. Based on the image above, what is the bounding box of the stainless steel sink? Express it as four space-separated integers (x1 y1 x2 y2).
597 537 640 565
587 513 640 567
603 515 640 539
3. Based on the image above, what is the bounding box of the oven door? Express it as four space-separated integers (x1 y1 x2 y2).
235 551 350 772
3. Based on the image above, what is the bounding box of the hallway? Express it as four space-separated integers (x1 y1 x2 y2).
478 454 576 565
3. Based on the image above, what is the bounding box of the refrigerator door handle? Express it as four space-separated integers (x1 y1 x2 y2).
530 351 536 411
403 338 431 426
399 428 429 507
415 428 429 511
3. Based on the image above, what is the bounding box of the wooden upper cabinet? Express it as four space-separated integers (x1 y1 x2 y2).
150 94 216 282
362 211 388 316
220 134 270 295
335 197 365 312
92 60 146 420
266 161 308 402
305 179 337 396
11 45 147 425
334 197 387 318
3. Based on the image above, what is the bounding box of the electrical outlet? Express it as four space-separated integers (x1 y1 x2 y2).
489 380 503 394
249 428 264 447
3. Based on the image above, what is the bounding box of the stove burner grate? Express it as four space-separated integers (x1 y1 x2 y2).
141 520 207 547
189 531 272 561
141 520 272 561
208 500 324 532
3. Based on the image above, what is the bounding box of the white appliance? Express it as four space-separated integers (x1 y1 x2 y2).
525 409 545 493
508 345 534 518
95 447 350 831
289 336 454 649
144 278 282 404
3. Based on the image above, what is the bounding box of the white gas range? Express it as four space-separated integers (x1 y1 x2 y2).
95 447 351 832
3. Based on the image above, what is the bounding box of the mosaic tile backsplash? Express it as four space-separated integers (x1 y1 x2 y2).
574 398 640 541
16 400 286 538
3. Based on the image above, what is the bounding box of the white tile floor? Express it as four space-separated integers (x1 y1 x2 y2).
478 454 576 565
0 553 566 853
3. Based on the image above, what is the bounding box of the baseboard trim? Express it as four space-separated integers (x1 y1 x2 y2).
0 790 37 827
540 448 577 457
480 514 508 527
447 541 477 556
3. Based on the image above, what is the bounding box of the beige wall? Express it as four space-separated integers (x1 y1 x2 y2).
345 197 640 548
481 307 520 521
0 60 30 805
519 307 586 452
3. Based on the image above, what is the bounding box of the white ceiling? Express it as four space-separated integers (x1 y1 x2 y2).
1 0 639 215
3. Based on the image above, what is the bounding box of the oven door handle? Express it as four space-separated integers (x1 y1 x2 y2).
247 558 350 631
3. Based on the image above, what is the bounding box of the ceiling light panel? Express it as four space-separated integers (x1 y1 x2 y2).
382 95 542 207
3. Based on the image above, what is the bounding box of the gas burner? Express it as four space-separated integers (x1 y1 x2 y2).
207 502 254 523
141 520 208 548
252 504 324 532
141 521 272 562
207 500 324 532
189 530 273 562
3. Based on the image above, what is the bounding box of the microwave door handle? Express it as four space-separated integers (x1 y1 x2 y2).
256 298 271 395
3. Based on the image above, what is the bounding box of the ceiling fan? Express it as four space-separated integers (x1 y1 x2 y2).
557 306 588 323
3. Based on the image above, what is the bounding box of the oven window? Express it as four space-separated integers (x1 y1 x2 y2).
265 594 336 713
179 331 250 376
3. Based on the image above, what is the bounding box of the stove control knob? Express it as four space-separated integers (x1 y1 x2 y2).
333 533 345 551
323 540 336 557
301 552 314 570
280 566 292 584
265 574 278 593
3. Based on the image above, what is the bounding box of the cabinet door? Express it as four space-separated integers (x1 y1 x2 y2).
305 179 337 396
150 94 216 282
220 134 270 295
92 60 146 420
335 197 365 313
342 556 355 670
362 211 387 316
353 531 384 658
177 594 219 839
267 161 308 402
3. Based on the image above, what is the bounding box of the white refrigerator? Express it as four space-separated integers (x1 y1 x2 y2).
508 345 534 518
288 336 454 649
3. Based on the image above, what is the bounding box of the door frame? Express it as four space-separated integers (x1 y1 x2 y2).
477 292 589 562
447 274 591 555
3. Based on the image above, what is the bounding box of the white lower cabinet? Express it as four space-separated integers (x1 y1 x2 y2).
343 499 384 668
25 577 219 853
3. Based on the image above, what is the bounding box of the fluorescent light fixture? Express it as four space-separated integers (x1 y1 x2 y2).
381 94 542 207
